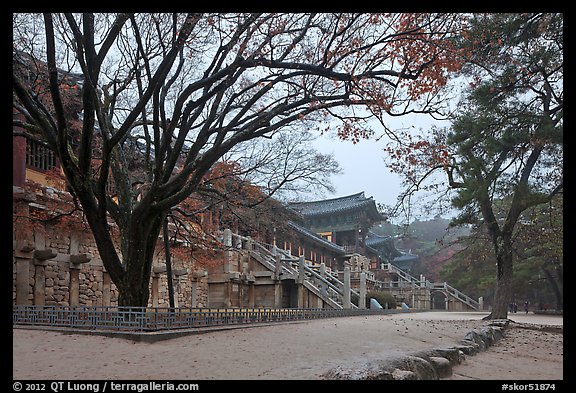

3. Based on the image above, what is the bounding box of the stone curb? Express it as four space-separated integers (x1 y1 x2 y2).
321 319 510 380
14 319 311 343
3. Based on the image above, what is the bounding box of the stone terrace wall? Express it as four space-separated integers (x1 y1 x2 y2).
13 184 209 308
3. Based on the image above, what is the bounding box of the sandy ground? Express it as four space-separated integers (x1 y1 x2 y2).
446 313 564 380
13 311 563 381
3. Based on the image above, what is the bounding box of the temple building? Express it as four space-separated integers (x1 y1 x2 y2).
13 51 473 311
288 192 384 254
282 192 409 272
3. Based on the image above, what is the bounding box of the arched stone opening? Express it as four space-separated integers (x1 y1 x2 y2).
431 291 447 310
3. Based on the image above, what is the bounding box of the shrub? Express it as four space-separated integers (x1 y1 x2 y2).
366 291 397 309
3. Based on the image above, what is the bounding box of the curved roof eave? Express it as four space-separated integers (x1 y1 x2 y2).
287 221 346 255
288 192 386 222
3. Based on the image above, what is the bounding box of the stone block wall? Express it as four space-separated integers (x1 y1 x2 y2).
13 184 365 312
13 184 209 309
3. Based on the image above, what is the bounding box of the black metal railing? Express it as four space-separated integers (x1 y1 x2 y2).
13 305 409 332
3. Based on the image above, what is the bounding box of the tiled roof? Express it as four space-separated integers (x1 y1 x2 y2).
365 232 394 246
393 253 419 263
288 192 385 221
366 232 403 258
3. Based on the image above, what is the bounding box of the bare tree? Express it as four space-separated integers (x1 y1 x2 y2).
225 129 342 202
13 13 466 306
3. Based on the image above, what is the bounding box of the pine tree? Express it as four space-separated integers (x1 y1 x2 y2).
446 13 563 319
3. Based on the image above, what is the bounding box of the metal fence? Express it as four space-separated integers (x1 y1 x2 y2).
13 305 404 332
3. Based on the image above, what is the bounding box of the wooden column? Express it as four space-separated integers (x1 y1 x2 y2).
13 110 28 187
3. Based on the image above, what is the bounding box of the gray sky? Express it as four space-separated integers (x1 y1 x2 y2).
313 133 403 207
312 113 452 222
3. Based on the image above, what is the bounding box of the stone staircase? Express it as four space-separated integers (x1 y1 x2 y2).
379 263 480 310
231 232 358 309
229 231 479 311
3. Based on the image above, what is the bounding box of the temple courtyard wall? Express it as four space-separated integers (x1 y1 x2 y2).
12 185 328 310
13 185 212 309
13 184 473 311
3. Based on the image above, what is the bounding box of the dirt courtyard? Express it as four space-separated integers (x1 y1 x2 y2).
13 311 563 380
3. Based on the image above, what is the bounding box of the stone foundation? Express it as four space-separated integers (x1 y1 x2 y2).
13 185 209 308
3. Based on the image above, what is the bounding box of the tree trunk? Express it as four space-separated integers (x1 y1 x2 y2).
117 279 151 308
163 217 176 309
485 238 514 320
117 212 164 308
542 263 563 311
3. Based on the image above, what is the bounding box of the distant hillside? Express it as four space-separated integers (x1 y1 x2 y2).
372 216 470 281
